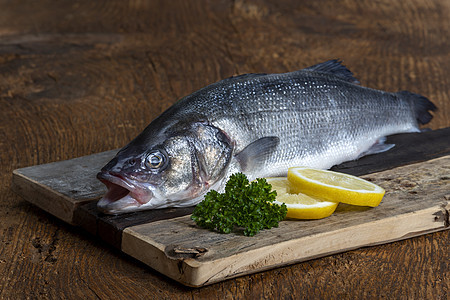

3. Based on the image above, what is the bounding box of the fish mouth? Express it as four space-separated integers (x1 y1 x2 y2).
96 172 152 215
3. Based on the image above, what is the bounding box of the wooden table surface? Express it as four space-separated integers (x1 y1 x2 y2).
1 0 448 298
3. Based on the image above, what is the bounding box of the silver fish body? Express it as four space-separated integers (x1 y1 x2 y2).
97 60 436 214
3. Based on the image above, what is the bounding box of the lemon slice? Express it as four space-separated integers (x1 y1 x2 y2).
267 177 338 219
287 167 385 207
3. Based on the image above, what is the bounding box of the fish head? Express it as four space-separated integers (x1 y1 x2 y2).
97 122 233 214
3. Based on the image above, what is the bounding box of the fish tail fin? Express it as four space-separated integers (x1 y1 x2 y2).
397 91 437 125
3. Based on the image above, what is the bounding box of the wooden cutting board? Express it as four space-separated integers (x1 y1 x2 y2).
11 128 450 287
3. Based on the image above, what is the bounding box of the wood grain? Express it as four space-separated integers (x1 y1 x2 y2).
1 0 449 298
11 150 114 223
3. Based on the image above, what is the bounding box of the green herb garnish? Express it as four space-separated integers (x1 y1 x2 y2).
191 173 287 236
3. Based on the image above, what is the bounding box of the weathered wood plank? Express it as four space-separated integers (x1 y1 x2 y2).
74 202 195 249
11 150 115 224
122 156 450 286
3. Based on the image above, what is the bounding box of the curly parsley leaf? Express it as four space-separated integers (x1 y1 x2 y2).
191 173 287 236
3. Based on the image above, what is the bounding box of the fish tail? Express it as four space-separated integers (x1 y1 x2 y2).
397 91 437 125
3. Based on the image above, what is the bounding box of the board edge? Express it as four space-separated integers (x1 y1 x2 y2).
121 201 449 287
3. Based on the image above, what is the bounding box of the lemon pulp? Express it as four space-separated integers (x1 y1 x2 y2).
267 177 338 219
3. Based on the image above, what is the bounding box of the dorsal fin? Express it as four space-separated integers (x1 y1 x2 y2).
304 59 360 84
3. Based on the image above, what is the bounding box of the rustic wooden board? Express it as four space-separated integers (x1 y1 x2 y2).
11 151 114 224
10 128 450 286
122 156 450 286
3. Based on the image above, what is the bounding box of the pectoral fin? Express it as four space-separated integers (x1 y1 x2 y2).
236 136 280 172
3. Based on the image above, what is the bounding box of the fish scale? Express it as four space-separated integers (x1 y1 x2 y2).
96 60 436 214
203 75 408 172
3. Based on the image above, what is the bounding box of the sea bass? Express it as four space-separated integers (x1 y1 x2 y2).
97 60 436 214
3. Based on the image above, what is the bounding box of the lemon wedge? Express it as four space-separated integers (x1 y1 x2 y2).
287 167 385 207
266 177 338 219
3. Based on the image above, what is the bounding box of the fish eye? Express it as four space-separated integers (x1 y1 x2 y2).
146 151 166 169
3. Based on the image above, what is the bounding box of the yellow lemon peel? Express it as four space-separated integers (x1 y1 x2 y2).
287 167 385 207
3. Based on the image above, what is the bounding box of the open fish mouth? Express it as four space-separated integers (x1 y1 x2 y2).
96 172 152 214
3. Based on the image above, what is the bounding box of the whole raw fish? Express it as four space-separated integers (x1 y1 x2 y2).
97 60 436 214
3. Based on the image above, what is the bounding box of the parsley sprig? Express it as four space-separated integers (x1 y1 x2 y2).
191 173 287 236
